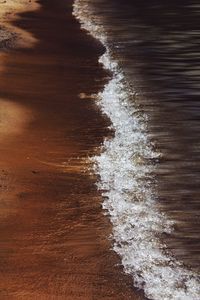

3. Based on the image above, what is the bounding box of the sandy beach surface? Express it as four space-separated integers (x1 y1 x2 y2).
0 0 145 299
0 0 39 49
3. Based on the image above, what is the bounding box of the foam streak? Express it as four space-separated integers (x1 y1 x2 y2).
73 1 200 299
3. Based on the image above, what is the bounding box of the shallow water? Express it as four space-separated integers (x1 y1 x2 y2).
73 1 200 299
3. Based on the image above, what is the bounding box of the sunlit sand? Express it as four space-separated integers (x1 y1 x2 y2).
0 0 39 48
0 98 32 139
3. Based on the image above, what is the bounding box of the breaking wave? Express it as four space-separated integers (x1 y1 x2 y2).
73 1 200 299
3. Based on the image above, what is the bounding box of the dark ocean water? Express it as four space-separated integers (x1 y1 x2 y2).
73 1 200 299
83 0 200 269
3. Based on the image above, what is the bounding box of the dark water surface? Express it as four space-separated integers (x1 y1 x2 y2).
81 0 200 272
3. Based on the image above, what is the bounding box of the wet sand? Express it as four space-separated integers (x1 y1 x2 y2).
0 0 145 299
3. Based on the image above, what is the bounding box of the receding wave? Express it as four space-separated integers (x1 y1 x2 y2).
73 1 200 299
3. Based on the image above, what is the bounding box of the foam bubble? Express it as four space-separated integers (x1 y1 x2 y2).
73 1 200 299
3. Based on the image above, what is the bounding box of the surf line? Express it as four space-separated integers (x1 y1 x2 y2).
72 1 200 300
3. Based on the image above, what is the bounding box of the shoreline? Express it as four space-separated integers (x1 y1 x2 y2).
0 0 145 299
73 2 200 300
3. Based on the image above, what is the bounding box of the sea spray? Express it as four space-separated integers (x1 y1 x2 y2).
73 1 200 299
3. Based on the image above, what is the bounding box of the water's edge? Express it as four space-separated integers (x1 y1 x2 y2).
72 1 200 299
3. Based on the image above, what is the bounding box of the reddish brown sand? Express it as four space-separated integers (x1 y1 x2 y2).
0 0 39 49
0 0 145 299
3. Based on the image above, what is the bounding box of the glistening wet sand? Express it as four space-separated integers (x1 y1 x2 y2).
0 0 145 299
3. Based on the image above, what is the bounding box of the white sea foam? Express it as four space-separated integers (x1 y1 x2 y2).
73 1 200 299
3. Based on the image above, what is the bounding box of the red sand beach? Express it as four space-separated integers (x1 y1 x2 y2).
0 0 146 299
